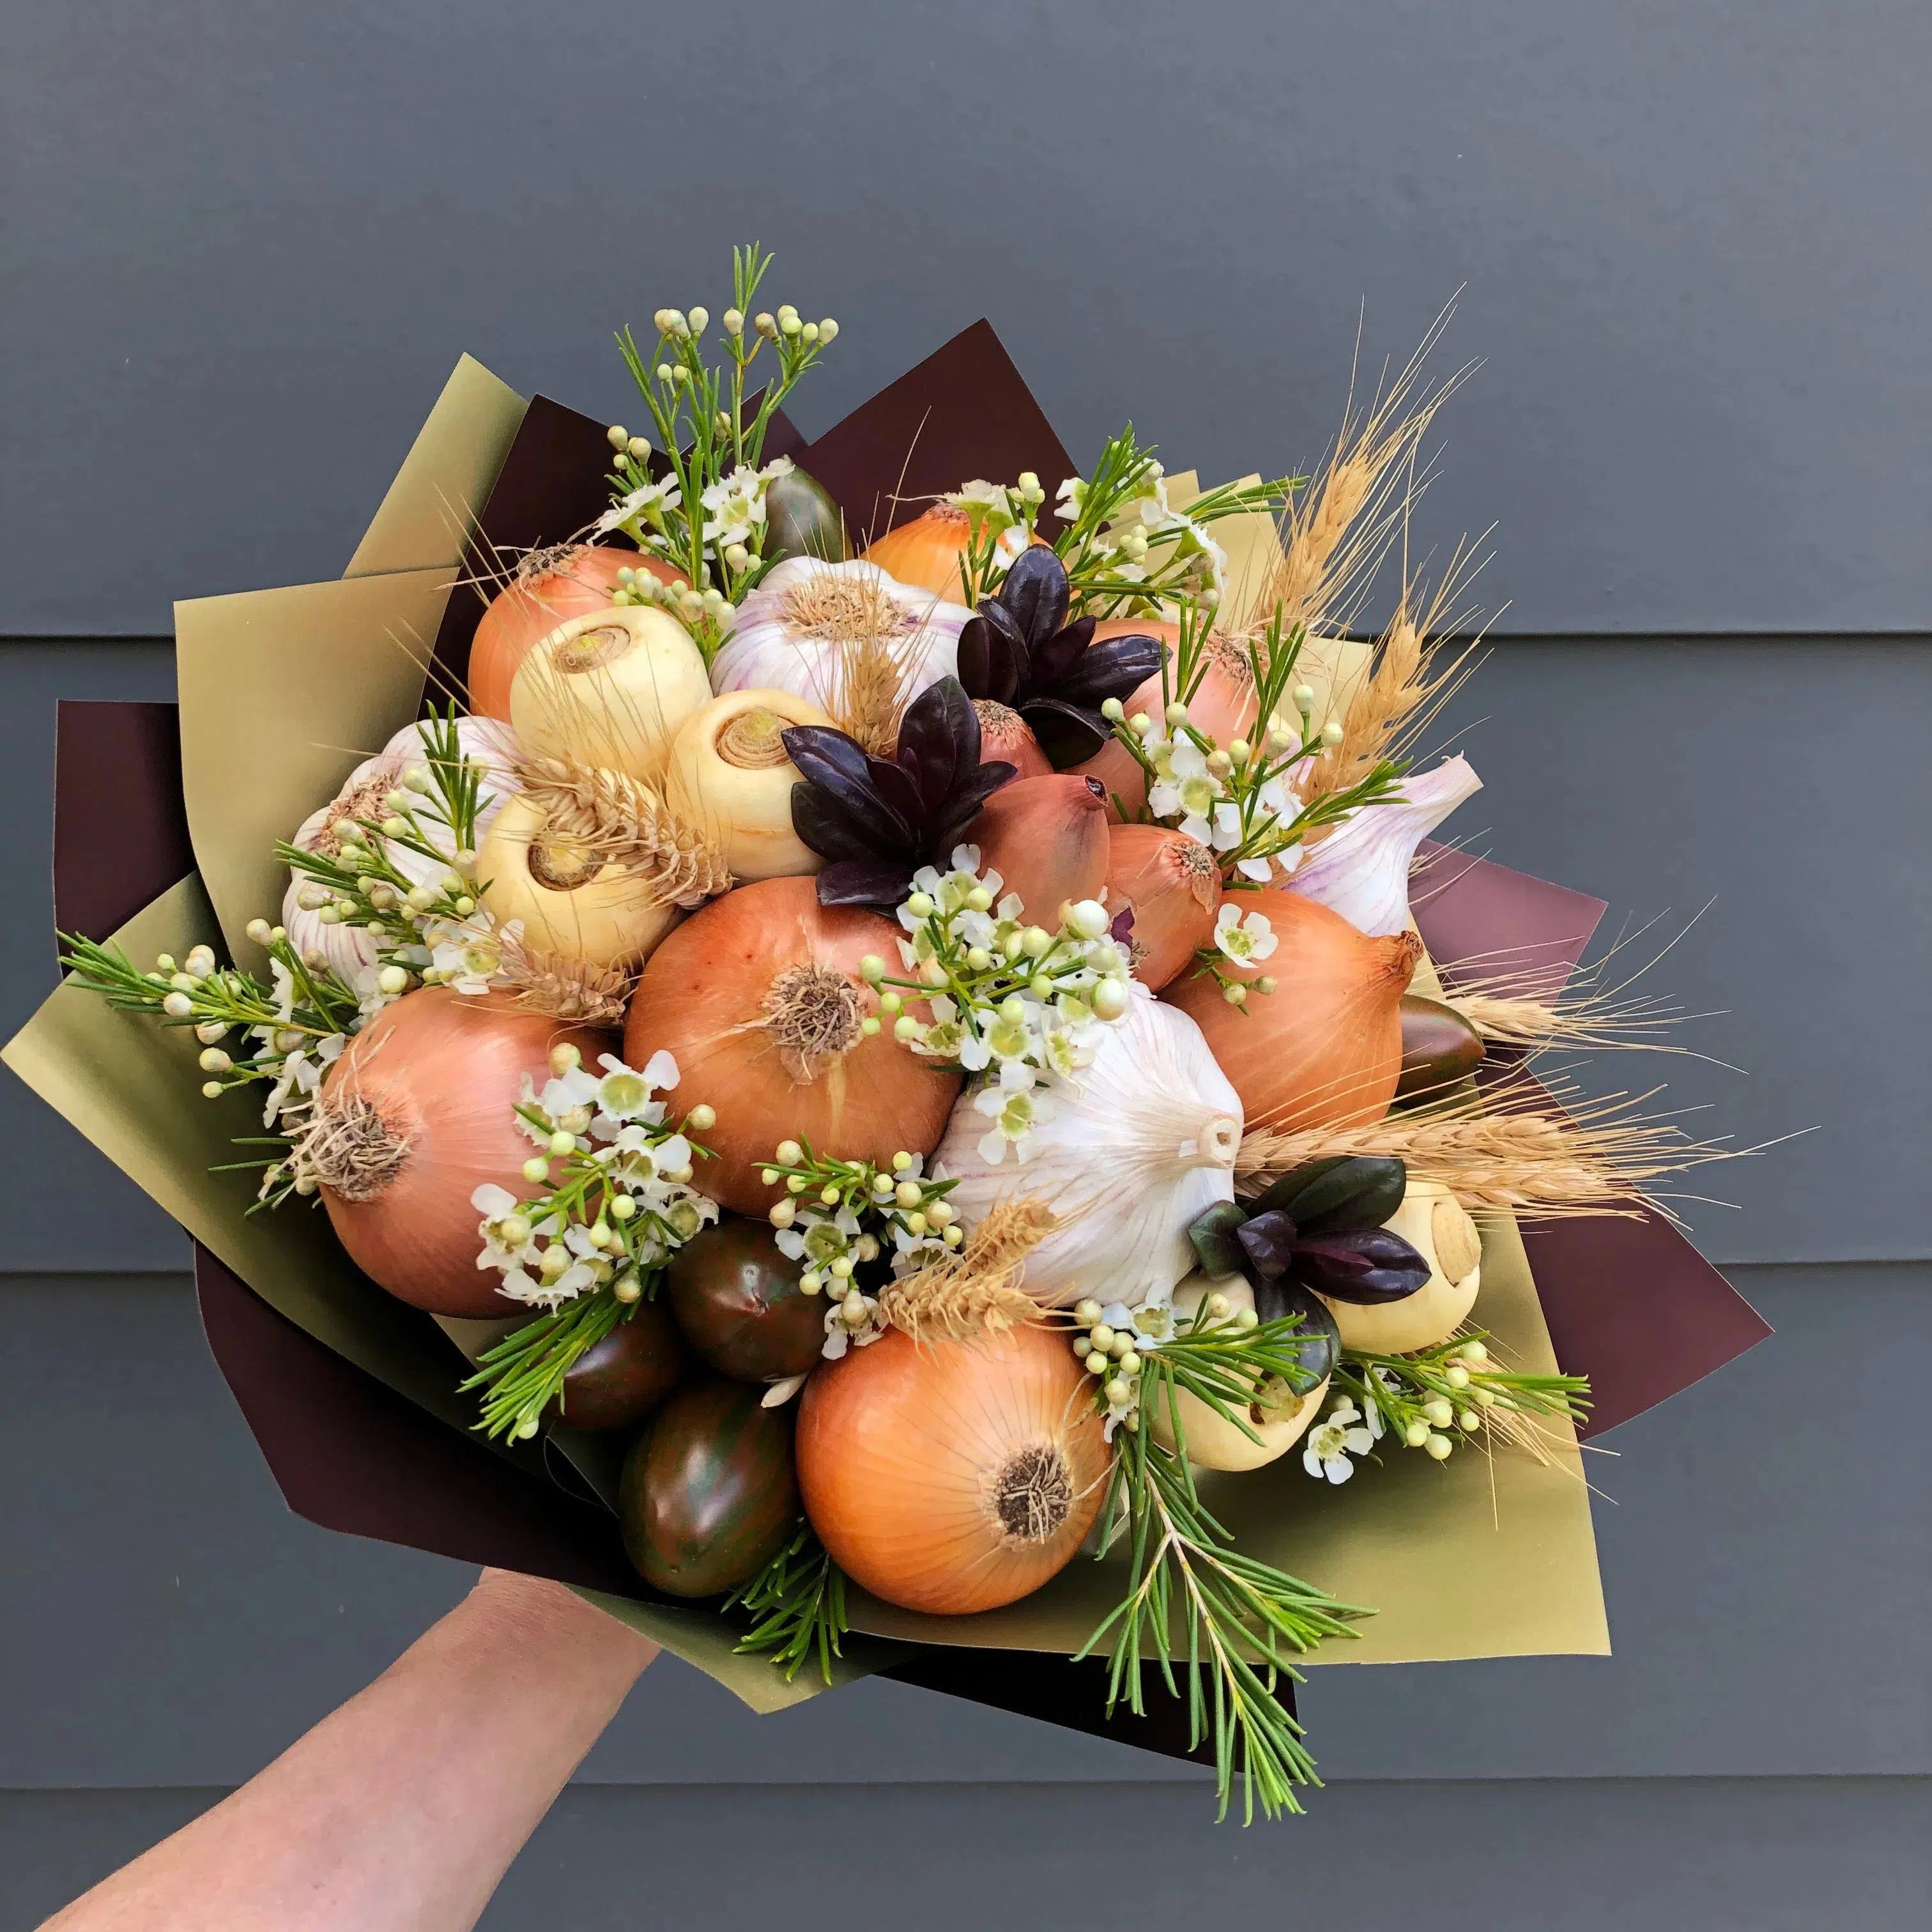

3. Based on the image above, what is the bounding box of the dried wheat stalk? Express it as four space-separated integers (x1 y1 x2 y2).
515 755 732 908
1236 1084 1733 1220
880 1198 1062 1344
494 931 635 1025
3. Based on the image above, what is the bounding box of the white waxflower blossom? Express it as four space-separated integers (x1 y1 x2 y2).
1213 902 1279 966
1303 1399 1376 1484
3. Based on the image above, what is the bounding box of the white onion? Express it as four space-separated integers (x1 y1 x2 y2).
281 716 521 974
710 557 970 715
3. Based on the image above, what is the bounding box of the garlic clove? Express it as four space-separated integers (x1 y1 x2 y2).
1286 755 1482 937
1316 1177 1482 1354
667 688 832 882
509 606 711 780
1147 1273 1328 1469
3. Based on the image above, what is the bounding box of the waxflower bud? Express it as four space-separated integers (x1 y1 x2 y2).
1064 899 1110 940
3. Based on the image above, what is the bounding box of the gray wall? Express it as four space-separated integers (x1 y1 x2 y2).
4 4 1928 1926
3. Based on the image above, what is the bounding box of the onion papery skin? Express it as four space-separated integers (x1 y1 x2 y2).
624 877 960 1216
318 990 609 1317
1163 890 1421 1132
967 774 1110 927
1104 824 1221 990
1070 623 1263 824
475 794 682 972
508 606 712 782
470 547 685 722
973 700 1052 785
666 688 832 883
796 1326 1109 1615
283 716 521 978
860 505 981 604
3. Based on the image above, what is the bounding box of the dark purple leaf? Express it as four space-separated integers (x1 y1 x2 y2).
1236 1209 1301 1282
928 760 1016 854
894 677 978 815
1109 905 1135 942
999 546 1070 645
1057 632 1165 707
785 745 916 854
1029 615 1096 693
816 857 917 908
1021 695 1110 768
956 610 1025 707
1288 1228 1431 1305
1247 1280 1341 1385
780 723 873 790
864 751 926 831
790 785 908 865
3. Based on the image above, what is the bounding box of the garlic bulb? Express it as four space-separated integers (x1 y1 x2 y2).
710 557 969 717
281 716 521 975
1317 1179 1483 1354
933 985 1242 1309
1286 755 1482 937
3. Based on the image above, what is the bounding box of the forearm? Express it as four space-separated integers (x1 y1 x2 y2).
44 1570 658 1932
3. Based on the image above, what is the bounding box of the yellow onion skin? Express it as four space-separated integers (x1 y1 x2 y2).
1163 889 1421 1131
1104 824 1222 990
972 700 1052 785
319 990 610 1317
797 1326 1109 1616
1071 622 1262 822
470 546 684 722
967 774 1110 926
624 877 959 1216
861 505 979 603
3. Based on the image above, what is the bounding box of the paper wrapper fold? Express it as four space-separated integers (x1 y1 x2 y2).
5 341 1768 1740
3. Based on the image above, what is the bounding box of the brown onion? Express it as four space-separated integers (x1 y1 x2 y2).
624 877 959 1215
972 698 1052 784
315 990 608 1316
1163 889 1421 1130
1070 624 1261 822
969 774 1110 925
469 545 684 721
796 1326 1108 1615
861 505 979 604
1105 824 1222 990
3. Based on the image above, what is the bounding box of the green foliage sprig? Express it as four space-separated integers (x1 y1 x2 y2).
727 1521 850 1684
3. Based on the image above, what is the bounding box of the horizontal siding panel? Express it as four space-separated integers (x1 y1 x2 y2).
6 4 1932 636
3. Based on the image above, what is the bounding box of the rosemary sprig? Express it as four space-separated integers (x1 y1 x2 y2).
1079 1353 1370 1823
726 1520 850 1684
461 1291 634 1441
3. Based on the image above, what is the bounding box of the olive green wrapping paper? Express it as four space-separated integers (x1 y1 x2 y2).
6 342 1612 1719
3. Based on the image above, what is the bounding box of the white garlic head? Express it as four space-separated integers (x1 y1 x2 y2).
934 985 1242 1309
710 556 969 715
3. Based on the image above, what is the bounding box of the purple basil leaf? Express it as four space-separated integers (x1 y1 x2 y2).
1247 1280 1341 1384
864 751 926 831
1289 1228 1432 1305
895 677 977 815
928 760 1016 854
786 751 916 854
1029 616 1096 694
1109 905 1136 942
781 724 873 792
1057 632 1165 707
999 546 1070 647
816 857 917 908
1021 695 1110 768
1236 1208 1301 1282
958 607 1026 706
790 785 909 864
